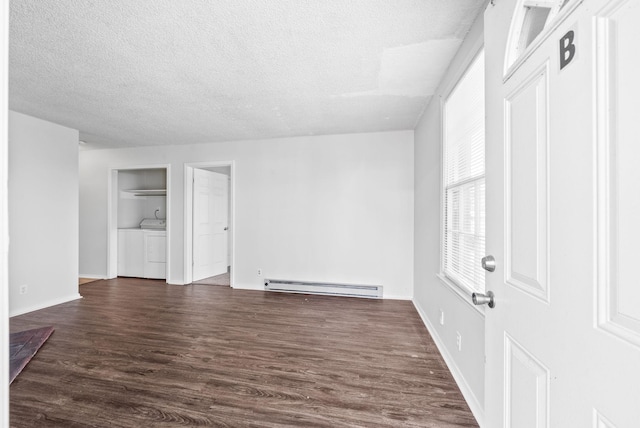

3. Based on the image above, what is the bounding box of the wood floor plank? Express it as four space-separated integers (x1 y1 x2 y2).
9 278 478 427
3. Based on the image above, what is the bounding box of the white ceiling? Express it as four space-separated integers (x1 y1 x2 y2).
9 0 485 149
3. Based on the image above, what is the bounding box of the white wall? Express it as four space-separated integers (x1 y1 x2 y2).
80 131 414 299
412 10 486 423
8 111 81 316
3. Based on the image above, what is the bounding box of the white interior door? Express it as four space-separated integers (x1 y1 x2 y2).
483 0 640 426
193 169 228 281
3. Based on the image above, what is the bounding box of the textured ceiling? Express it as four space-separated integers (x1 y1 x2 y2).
9 0 485 149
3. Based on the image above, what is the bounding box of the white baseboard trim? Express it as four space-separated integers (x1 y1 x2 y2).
231 283 263 291
79 274 107 279
413 298 484 427
10 293 83 318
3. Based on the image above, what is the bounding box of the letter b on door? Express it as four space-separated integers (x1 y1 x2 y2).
559 30 576 70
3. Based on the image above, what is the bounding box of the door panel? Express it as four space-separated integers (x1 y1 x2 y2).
504 333 549 428
596 0 640 349
210 175 228 275
484 0 640 426
195 194 209 225
505 66 549 302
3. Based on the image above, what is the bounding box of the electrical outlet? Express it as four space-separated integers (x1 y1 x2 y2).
257 268 262 276
439 309 445 326
19 284 28 295
456 331 462 351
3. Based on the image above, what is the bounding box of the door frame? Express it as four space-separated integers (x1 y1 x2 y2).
107 164 172 281
184 161 235 286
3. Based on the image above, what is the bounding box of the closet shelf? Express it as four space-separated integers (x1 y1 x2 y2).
122 189 167 197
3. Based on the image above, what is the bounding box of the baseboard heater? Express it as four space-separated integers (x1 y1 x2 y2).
264 279 383 299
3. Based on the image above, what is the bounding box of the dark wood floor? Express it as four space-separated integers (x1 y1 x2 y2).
9 278 478 427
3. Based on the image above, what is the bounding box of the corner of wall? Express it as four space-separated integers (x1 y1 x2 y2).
412 6 487 424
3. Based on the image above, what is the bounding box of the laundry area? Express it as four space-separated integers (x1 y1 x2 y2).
115 168 167 280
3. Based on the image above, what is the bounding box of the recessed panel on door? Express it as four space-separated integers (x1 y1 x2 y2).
596 0 640 348
505 66 549 302
505 333 549 428
594 410 616 428
195 193 210 224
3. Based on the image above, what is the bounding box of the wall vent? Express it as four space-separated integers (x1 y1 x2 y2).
264 279 383 299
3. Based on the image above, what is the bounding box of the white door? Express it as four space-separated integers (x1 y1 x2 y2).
484 0 640 426
192 169 228 281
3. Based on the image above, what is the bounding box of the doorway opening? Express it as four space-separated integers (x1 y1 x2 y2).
107 165 171 281
184 162 234 287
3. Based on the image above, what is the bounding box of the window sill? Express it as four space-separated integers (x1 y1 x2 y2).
435 273 486 316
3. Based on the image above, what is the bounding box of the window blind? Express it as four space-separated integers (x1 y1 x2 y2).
443 51 485 293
